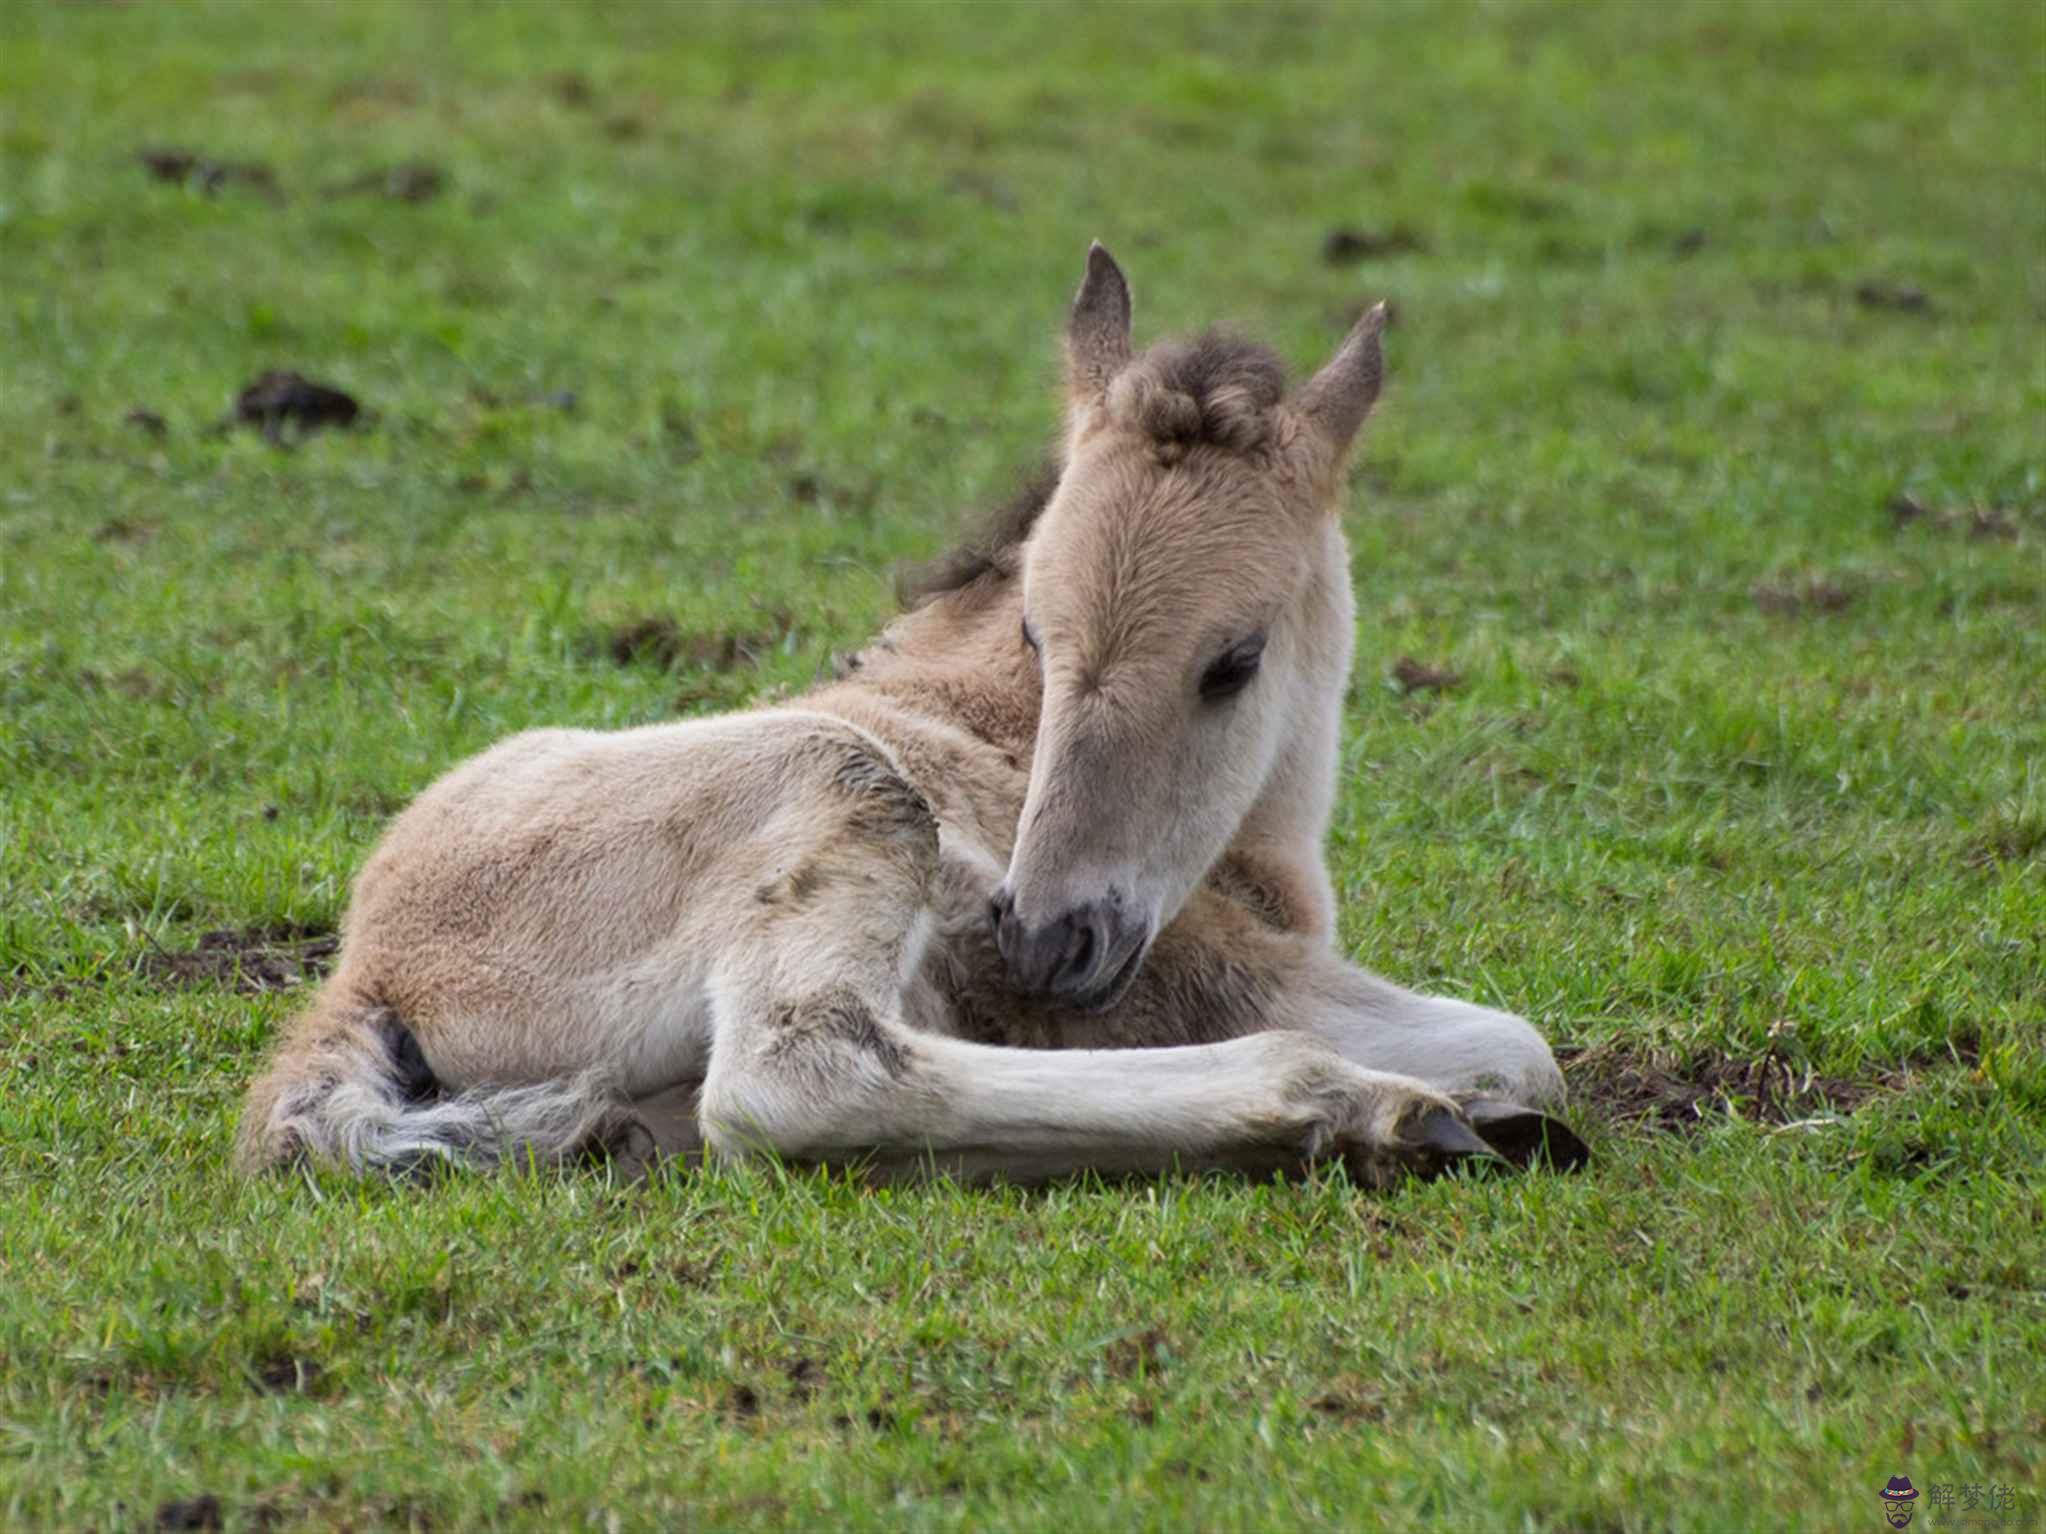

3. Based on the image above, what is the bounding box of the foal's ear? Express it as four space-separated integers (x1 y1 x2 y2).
1065 241 1132 405
1295 301 1387 455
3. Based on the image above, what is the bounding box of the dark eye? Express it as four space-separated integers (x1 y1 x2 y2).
1200 633 1266 702
1021 618 1040 655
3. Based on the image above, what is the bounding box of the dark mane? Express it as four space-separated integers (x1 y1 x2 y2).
895 463 1059 609
893 332 1289 610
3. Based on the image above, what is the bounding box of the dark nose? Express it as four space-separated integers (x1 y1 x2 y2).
988 886 1120 1000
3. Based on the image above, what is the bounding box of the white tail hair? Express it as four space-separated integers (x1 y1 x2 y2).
236 997 625 1174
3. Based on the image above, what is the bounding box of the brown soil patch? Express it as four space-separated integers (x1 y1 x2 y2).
1751 576 1856 617
139 147 279 200
1562 1042 1890 1135
155 1496 223 1532
1855 280 1932 314
1390 655 1463 695
323 162 445 203
1105 1326 1170 1380
602 611 796 673
1322 225 1428 264
254 1353 326 1395
1888 493 2022 541
138 927 339 995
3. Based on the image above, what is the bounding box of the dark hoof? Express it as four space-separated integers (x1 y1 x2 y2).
1459 1098 1593 1172
1409 1105 1504 1173
588 1115 661 1183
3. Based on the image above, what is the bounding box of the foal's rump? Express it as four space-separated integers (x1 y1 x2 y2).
235 709 939 1173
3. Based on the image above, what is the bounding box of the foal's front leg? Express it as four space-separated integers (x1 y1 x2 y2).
699 978 1495 1186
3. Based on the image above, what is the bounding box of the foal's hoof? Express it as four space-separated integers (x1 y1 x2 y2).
1456 1097 1593 1172
1408 1104 1501 1171
588 1114 662 1184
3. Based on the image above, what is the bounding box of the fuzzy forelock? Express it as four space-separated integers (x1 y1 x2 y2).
1105 330 1288 456
898 332 1289 609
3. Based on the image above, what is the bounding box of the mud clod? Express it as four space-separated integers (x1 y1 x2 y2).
1889 493 2021 541
325 162 446 203
1390 656 1463 695
1855 281 1932 314
139 147 279 199
785 1356 825 1401
254 1354 324 1394
235 372 361 440
1752 577 1855 617
1321 226 1428 264
602 612 795 673
155 1496 223 1532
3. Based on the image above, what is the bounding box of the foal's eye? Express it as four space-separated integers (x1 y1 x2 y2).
1021 618 1040 655
1200 633 1267 702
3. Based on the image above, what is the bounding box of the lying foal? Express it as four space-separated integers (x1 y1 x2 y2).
238 245 1580 1186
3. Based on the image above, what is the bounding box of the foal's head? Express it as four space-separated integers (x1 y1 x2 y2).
990 244 1388 1007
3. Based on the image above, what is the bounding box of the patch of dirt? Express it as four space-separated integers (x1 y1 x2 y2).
234 371 361 441
1855 280 1933 314
139 147 280 200
92 517 158 546
833 1405 897 1432
723 1382 761 1419
1105 1326 1170 1379
1561 1041 1891 1135
254 1353 325 1394
601 611 796 673
138 926 339 995
1389 655 1463 695
323 162 445 203
1751 576 1856 617
1309 1386 1387 1423
1888 493 2021 541
1964 810 2045 870
155 1496 223 1532
784 1356 825 1401
124 406 168 438
550 71 597 109
1321 225 1428 264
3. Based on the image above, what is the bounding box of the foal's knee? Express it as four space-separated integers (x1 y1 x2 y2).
700 989 926 1162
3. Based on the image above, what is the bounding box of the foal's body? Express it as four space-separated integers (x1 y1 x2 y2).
239 249 1566 1183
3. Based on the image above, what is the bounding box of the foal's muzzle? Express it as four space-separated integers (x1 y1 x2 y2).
988 887 1148 1009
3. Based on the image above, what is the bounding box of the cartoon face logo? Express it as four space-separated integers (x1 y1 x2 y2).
1879 1477 1919 1528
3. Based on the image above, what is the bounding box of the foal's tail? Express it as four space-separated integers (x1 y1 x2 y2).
234 991 623 1176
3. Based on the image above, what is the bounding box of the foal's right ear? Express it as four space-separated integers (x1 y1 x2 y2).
1065 241 1132 405
1295 301 1387 456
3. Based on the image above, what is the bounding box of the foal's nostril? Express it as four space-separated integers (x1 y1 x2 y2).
1058 919 1096 991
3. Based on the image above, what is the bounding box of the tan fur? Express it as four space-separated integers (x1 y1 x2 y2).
237 253 1562 1182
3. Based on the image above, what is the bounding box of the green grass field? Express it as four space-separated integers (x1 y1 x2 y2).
2 1 2042 1528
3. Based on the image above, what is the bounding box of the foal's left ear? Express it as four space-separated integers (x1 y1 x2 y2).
1295 301 1387 456
1065 241 1132 405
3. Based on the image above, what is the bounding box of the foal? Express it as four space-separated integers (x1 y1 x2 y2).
238 245 1576 1185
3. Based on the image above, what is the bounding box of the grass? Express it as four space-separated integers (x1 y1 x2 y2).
1 0 2042 1528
